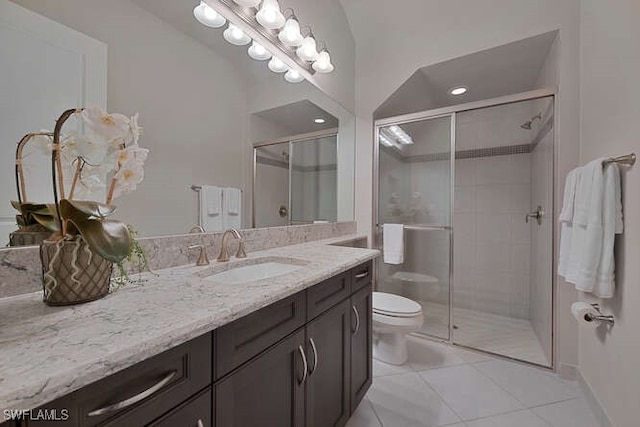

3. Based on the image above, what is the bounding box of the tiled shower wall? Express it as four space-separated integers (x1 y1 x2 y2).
453 153 532 318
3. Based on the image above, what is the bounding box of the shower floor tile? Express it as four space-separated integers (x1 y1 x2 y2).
418 301 550 366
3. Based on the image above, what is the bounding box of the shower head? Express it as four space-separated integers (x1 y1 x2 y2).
521 113 542 130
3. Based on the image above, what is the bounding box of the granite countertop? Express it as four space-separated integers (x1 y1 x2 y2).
0 235 378 413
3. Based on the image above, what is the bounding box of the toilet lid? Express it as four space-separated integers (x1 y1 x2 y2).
391 271 439 284
373 292 422 317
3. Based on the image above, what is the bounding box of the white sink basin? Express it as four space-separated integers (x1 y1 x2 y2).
201 258 307 284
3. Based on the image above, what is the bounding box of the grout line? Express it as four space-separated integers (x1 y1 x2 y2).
362 397 385 427
414 367 467 424
463 408 553 426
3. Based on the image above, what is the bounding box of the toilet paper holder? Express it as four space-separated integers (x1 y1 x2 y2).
584 304 615 326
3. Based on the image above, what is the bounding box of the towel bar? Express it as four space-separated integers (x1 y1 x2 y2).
602 153 636 166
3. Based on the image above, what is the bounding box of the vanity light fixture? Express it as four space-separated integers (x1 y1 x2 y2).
268 56 288 73
223 23 251 45
450 86 468 95
278 17 304 47
314 118 326 124
248 41 272 60
284 69 304 83
232 0 261 7
388 125 414 145
193 1 226 28
193 1 335 85
256 0 285 30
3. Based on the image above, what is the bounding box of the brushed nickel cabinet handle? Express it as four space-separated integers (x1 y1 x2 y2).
355 271 369 279
297 345 308 385
352 305 360 334
197 420 204 427
88 370 177 417
308 338 318 375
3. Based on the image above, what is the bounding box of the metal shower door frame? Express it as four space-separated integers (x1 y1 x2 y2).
372 87 556 369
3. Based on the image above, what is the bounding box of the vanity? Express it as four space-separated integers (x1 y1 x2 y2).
0 237 377 427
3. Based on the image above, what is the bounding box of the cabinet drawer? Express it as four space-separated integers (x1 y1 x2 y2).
351 261 372 293
307 272 351 320
147 387 211 427
215 291 306 379
25 333 212 427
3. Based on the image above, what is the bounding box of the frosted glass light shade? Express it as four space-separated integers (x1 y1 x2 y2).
193 2 226 28
312 51 334 73
232 0 261 7
223 24 251 46
284 69 304 83
248 41 272 60
268 56 288 73
256 0 285 30
296 36 318 62
278 18 304 47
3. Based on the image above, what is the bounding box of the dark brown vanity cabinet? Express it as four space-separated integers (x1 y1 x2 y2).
10 261 373 427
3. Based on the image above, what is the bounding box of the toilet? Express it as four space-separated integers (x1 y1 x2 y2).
372 292 424 365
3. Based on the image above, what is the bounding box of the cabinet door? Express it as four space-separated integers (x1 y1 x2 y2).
350 284 372 413
305 299 351 427
215 330 305 427
147 387 212 427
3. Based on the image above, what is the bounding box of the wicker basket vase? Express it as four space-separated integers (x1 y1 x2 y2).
40 238 113 306
10 230 52 247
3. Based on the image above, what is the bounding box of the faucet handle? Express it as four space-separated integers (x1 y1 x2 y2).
236 240 247 258
188 244 210 266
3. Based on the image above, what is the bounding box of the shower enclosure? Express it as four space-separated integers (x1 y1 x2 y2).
253 129 339 228
374 91 555 367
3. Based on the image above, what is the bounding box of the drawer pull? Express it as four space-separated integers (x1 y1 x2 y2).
87 370 177 417
297 345 308 385
308 338 318 375
197 420 204 427
352 306 360 334
355 271 369 279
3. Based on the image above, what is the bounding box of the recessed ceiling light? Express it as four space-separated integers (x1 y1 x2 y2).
450 87 468 96
314 118 326 124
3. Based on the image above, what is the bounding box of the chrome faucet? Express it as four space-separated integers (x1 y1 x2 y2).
188 225 210 266
217 228 247 262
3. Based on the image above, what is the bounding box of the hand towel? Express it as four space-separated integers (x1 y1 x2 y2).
559 168 579 223
383 223 404 265
224 187 241 216
593 163 623 298
573 159 603 227
199 185 223 232
558 168 580 277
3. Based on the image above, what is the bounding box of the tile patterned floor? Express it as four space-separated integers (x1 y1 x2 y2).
346 336 601 427
419 301 551 366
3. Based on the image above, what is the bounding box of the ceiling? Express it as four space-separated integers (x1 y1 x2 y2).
375 31 558 119
254 99 338 136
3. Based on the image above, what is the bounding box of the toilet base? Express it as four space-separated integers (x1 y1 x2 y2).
373 331 409 365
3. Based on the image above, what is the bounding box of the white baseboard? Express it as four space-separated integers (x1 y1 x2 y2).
577 369 614 427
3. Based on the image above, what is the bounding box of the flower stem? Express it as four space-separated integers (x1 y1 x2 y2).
68 158 83 200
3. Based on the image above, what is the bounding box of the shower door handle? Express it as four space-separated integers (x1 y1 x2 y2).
525 206 544 225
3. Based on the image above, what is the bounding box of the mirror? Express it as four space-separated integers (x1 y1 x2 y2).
0 0 355 246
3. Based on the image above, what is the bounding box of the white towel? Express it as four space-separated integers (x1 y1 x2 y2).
558 168 579 277
593 163 623 298
224 187 241 216
383 224 404 265
222 187 242 229
200 185 223 232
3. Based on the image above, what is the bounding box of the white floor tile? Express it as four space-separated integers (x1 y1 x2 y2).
465 409 550 427
367 372 461 427
407 336 489 371
532 398 601 427
420 365 524 421
346 398 383 427
373 358 413 377
473 360 581 407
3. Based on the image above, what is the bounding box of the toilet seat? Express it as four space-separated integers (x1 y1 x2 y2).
373 292 422 318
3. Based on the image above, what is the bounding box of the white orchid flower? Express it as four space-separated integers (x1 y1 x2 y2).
81 106 130 145
64 132 110 165
125 113 142 146
111 159 145 200
75 165 107 200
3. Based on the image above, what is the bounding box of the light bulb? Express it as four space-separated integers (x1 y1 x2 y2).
296 36 318 62
284 69 304 83
268 56 288 73
193 1 226 28
248 41 272 61
223 23 251 46
256 0 285 30
312 50 334 73
232 0 261 7
278 18 304 47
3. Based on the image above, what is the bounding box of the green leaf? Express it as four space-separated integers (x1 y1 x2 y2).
32 213 60 232
63 200 116 219
60 199 130 263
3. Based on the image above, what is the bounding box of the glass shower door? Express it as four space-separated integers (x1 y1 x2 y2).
377 115 453 340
